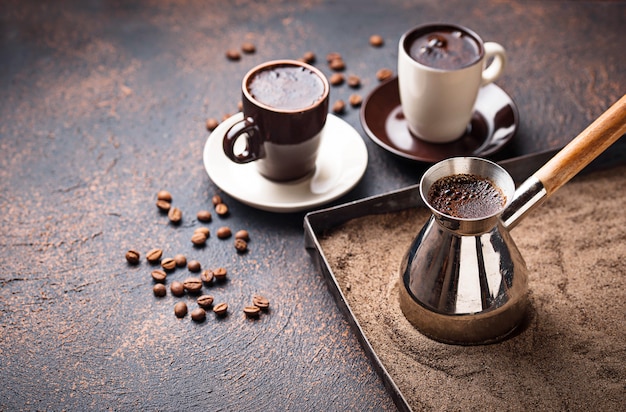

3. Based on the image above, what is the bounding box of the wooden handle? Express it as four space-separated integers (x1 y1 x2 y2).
534 94 626 196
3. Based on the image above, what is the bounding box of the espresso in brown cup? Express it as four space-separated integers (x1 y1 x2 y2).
223 60 330 181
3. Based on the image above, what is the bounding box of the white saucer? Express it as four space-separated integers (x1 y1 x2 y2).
203 113 368 213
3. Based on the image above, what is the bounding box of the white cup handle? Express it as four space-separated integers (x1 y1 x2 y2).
481 42 507 86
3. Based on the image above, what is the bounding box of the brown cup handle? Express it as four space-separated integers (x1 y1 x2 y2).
223 117 264 163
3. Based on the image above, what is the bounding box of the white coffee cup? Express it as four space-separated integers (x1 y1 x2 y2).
398 23 506 143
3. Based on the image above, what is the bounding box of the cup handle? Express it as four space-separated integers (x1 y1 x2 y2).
223 117 264 163
481 42 507 86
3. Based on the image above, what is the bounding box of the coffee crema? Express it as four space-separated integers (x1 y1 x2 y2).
407 28 481 70
247 66 325 111
427 173 505 219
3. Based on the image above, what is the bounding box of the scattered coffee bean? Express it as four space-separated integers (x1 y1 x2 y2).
188 260 201 272
125 250 140 265
213 302 228 316
347 74 361 88
215 203 228 216
197 210 212 222
170 281 185 297
234 238 248 253
217 226 232 239
151 269 167 283
212 195 222 206
206 118 219 131
237 101 243 111
156 199 171 212
243 306 261 318
376 68 393 81
197 295 214 309
194 227 210 237
157 190 172 202
332 100 346 114
326 52 342 62
226 49 241 61
183 277 203 293
146 248 163 264
252 295 270 309
161 257 176 271
201 269 214 284
191 307 206 322
235 230 249 241
191 232 207 246
153 283 167 297
174 254 187 267
369 34 384 47
213 267 227 281
349 93 363 107
221 113 232 121
241 42 256 53
302 51 316 64
329 73 344 86
168 207 182 224
174 302 188 318
329 58 346 71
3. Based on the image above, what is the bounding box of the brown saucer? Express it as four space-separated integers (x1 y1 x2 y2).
360 77 518 163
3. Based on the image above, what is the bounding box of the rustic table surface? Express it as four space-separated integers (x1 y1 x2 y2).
1 1 624 410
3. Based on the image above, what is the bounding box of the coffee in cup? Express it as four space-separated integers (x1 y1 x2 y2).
223 60 330 181
398 24 506 143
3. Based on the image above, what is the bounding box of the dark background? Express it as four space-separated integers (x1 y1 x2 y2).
1 1 624 410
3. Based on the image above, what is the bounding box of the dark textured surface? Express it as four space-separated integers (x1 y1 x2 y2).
0 1 624 410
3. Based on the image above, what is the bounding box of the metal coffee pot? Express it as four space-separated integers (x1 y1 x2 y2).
399 94 626 345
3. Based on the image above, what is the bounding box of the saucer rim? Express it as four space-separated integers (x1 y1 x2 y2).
203 113 368 213
359 77 519 163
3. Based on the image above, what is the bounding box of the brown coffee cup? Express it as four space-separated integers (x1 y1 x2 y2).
223 60 330 181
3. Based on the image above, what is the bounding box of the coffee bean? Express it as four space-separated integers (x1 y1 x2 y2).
174 254 187 267
146 248 163 264
235 230 249 241
201 269 214 284
213 302 228 316
197 295 214 309
206 118 219 131
252 295 270 309
156 199 171 212
168 207 182 224
329 73 344 86
161 257 176 271
226 49 241 61
347 75 361 88
215 203 228 216
191 232 207 246
349 93 363 107
369 34 384 47
188 260 201 272
332 100 346 114
217 226 232 239
151 269 167 283
174 302 188 318
241 42 256 54
170 281 185 297
183 277 203 293
153 283 167 297
194 227 210 237
376 68 393 81
302 51 316 64
222 113 232 121
125 250 140 265
191 307 206 322
329 58 345 71
212 195 222 206
234 238 248 253
326 52 342 62
157 190 172 202
213 267 227 281
197 210 212 222
243 306 261 318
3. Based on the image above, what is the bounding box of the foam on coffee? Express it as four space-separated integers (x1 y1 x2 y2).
247 65 326 111
407 28 481 70
427 173 505 219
